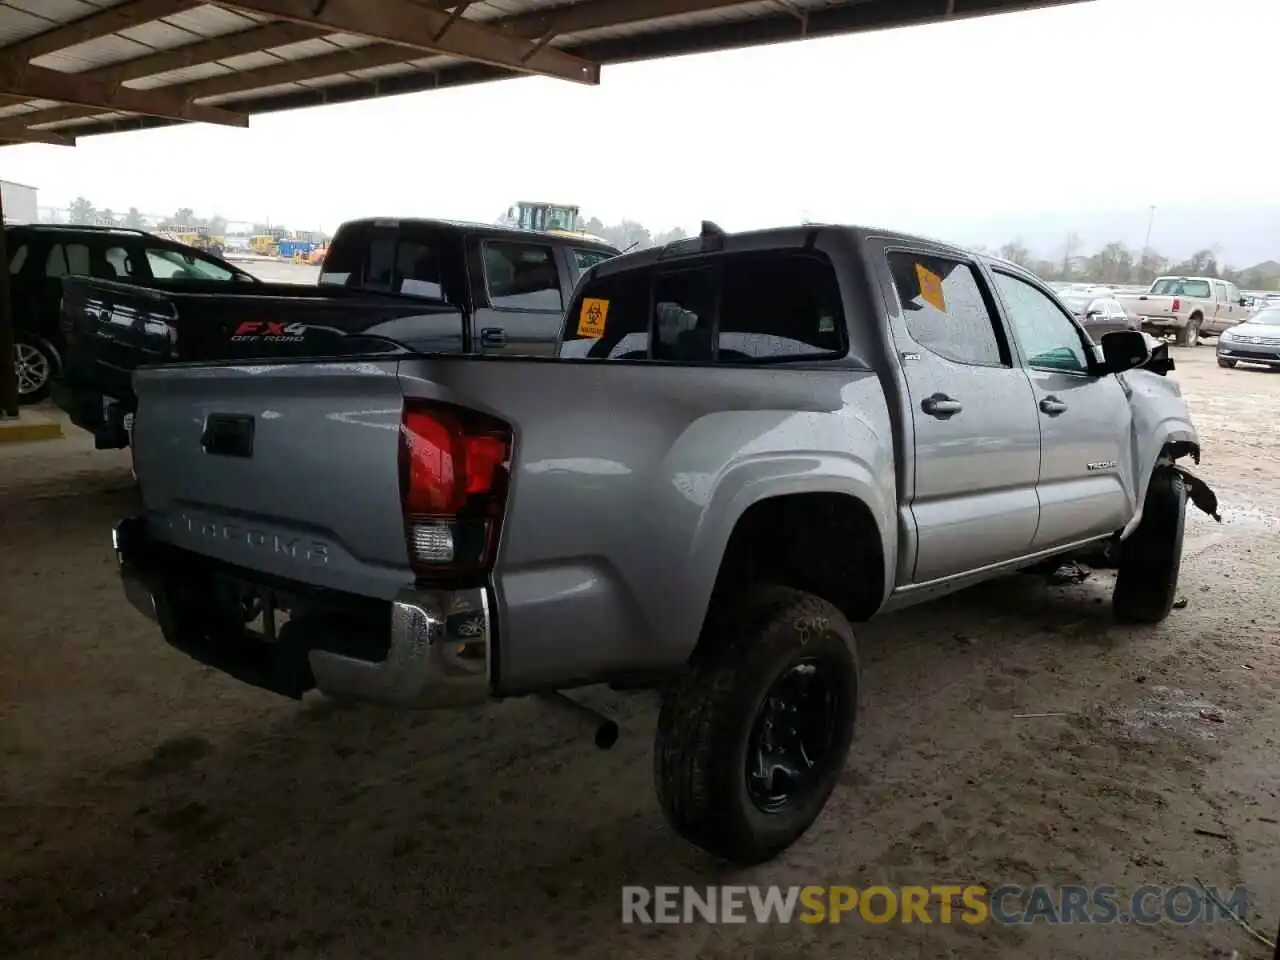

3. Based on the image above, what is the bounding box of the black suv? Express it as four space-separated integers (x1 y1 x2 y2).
5 224 256 403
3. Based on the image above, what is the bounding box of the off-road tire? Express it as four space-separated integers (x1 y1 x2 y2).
1217 357 1237 368
654 586 858 864
1177 315 1201 347
1113 468 1187 624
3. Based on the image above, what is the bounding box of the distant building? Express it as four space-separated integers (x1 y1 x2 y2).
0 179 37 223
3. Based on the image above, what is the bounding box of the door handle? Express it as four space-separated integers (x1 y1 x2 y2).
480 327 506 348
921 394 962 419
1040 396 1068 416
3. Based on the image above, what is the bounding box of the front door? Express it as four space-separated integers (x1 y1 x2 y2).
988 270 1134 549
880 246 1042 583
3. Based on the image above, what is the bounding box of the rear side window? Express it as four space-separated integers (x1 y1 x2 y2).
7 243 27 275
320 224 446 300
44 242 91 278
483 241 562 311
886 251 1006 366
560 251 846 363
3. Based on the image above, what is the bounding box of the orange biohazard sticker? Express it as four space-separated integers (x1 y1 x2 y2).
915 263 946 312
577 297 609 338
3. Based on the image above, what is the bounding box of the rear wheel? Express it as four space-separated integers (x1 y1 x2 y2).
654 586 858 864
1176 316 1201 347
13 336 56 404
1217 357 1237 368
1113 468 1187 624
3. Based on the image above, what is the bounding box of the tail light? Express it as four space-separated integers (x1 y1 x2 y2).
399 399 511 578
1171 298 1181 313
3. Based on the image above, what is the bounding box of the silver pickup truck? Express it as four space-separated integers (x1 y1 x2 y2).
114 223 1214 865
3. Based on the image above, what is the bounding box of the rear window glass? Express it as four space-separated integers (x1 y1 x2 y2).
1150 278 1211 298
320 225 445 300
560 251 846 363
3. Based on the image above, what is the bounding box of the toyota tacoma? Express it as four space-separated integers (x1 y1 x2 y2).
113 223 1215 864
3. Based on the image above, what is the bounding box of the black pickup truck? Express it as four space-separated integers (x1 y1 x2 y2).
54 217 618 448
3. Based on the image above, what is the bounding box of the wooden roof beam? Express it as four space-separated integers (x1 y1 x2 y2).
220 0 599 84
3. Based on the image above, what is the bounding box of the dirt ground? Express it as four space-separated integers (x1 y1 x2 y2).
1 346 1278 960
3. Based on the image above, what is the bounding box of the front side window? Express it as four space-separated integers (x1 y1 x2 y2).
104 245 137 279
145 247 235 281
992 272 1091 373
483 241 562 311
572 247 614 272
887 251 1005 366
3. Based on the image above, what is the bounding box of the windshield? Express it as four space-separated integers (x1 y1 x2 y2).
1248 308 1280 326
1059 295 1091 312
1150 278 1211 298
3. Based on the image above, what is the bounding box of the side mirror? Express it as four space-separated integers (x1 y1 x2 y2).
1239 297 1249 306
1099 329 1151 374
1085 307 1102 318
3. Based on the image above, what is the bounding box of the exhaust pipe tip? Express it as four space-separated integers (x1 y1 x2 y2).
594 720 620 750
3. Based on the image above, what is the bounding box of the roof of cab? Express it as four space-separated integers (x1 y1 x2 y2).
335 217 620 253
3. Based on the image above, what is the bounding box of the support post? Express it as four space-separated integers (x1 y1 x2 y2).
0 182 17 418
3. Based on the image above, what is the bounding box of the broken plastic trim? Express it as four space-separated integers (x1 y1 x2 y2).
1173 466 1221 522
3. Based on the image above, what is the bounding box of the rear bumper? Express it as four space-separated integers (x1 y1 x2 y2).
112 516 492 708
1138 316 1184 332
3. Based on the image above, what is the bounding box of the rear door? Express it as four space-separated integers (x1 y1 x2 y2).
987 269 1134 550
877 244 1042 583
472 235 566 356
1209 280 1229 333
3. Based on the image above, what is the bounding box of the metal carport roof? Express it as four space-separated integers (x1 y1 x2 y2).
0 0 1090 147
0 0 1092 416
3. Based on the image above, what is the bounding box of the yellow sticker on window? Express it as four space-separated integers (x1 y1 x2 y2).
577 297 609 339
915 263 946 313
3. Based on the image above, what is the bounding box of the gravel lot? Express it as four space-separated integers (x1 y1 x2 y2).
1 346 1277 959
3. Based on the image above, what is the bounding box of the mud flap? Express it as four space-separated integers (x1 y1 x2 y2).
1172 466 1221 522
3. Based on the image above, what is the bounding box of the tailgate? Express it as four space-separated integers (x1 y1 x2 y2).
132 358 412 600
60 278 176 396
1124 295 1178 318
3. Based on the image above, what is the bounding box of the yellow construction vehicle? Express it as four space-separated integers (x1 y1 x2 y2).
502 201 609 245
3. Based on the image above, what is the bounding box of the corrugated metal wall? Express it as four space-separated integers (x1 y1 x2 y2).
0 180 37 223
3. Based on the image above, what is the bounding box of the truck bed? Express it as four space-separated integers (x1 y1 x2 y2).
55 276 467 446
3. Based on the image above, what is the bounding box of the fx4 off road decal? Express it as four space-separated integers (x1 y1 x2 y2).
230 321 307 343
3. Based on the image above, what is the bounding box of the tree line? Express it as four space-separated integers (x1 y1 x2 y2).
980 234 1280 291
63 198 290 238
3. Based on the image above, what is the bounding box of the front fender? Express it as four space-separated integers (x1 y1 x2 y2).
1120 368 1200 538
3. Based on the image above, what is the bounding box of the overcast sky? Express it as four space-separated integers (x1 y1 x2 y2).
0 0 1273 242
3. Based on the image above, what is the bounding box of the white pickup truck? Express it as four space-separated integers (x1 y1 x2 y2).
1117 276 1249 346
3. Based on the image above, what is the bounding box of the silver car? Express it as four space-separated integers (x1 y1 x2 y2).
1217 306 1280 368
1058 293 1139 341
